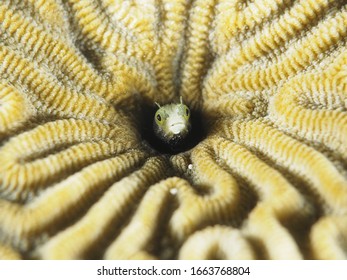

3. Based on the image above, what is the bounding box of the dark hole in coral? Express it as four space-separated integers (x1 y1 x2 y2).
139 103 206 155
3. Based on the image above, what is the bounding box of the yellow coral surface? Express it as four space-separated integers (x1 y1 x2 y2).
0 0 347 260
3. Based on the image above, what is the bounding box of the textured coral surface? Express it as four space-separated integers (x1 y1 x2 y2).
0 0 347 260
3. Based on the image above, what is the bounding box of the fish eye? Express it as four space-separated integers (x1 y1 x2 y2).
156 114 162 122
185 108 189 116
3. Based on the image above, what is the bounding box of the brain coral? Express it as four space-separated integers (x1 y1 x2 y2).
0 0 347 260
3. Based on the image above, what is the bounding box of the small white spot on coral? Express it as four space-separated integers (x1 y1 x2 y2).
188 164 193 170
170 188 177 195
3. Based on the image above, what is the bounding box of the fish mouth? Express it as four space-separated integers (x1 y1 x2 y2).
169 122 186 134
